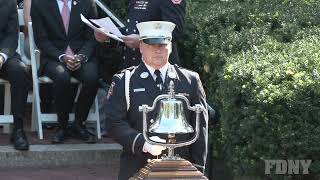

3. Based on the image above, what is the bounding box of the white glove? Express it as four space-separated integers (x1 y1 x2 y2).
150 136 166 143
143 136 166 156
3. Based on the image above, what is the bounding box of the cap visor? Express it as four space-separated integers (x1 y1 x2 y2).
142 38 171 45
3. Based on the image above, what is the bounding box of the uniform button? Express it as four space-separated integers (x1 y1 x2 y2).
150 119 154 123
123 56 126 60
133 29 137 33
127 19 130 23
133 48 136 51
132 57 136 60
126 29 129 32
136 21 139 24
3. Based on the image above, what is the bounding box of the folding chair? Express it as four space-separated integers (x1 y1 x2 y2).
28 22 101 140
0 80 13 133
0 9 29 133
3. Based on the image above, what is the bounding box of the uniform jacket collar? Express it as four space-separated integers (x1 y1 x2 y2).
133 63 179 99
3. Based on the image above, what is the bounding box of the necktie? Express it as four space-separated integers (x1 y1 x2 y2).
61 0 73 56
154 70 163 92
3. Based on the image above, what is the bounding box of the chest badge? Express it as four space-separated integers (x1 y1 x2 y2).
140 72 149 79
168 72 176 79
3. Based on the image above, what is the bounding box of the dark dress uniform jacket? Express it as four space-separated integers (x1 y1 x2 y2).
106 63 208 180
120 0 186 69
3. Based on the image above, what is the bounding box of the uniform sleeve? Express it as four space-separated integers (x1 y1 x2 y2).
190 73 208 173
0 0 19 58
160 0 186 42
105 74 145 154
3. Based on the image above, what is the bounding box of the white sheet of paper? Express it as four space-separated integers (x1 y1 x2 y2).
80 14 123 42
90 17 124 37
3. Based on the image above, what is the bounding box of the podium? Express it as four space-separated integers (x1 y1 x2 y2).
130 159 208 180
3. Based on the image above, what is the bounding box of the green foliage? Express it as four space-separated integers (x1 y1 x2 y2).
99 0 128 19
222 28 320 177
100 0 320 178
182 0 320 178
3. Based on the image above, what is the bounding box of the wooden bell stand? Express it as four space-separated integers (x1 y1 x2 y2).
130 158 208 180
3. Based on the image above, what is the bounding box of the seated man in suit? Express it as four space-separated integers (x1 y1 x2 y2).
31 0 99 143
0 0 31 150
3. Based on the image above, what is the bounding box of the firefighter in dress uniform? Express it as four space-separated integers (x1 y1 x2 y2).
105 21 208 180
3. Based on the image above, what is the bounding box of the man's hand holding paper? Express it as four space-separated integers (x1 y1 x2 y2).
80 14 124 42
94 30 110 42
122 34 140 48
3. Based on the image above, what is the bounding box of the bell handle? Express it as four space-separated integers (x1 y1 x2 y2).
138 93 196 113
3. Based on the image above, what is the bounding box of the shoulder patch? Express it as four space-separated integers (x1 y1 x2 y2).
107 82 115 100
171 0 182 5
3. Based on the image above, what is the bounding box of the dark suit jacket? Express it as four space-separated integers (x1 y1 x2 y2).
0 0 19 59
106 63 208 179
30 0 98 70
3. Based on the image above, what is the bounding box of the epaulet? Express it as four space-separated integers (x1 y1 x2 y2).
115 66 136 74
114 66 136 78
174 64 184 69
174 64 197 74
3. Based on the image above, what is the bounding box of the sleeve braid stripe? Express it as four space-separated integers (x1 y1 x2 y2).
132 133 142 154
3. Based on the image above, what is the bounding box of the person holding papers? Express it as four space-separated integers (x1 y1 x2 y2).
31 0 99 143
94 0 186 69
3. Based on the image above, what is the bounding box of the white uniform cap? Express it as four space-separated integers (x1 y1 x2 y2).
136 21 176 45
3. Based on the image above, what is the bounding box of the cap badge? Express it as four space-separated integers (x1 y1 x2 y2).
154 23 162 30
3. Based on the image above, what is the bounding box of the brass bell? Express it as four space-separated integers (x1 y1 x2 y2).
149 98 194 134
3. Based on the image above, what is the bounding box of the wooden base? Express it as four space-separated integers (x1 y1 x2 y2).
130 159 208 180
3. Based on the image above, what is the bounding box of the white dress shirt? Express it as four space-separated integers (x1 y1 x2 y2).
144 62 169 83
